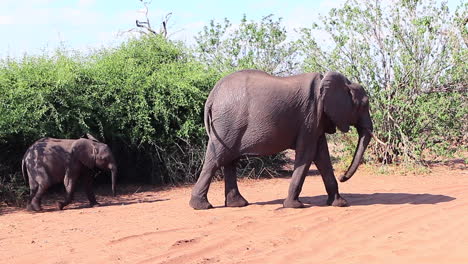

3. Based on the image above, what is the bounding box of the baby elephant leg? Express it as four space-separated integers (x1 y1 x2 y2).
30 184 47 211
57 179 77 210
83 174 99 207
28 169 50 211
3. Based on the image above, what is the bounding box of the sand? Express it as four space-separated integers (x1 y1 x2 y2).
1 162 467 264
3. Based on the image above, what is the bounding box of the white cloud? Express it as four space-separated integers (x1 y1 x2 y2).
0 15 13 25
78 0 96 8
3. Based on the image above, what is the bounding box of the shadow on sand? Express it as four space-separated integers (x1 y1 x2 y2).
1 184 170 215
39 198 170 213
253 192 456 207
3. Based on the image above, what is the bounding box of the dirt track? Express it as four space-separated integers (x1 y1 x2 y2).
1 163 467 264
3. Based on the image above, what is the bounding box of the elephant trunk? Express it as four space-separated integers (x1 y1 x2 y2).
339 127 371 182
109 164 117 196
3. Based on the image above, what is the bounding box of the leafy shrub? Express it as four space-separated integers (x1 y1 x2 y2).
297 0 467 164
195 14 299 75
0 171 28 207
0 36 219 207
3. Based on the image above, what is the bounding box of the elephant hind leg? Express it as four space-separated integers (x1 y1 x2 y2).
30 184 47 211
26 184 38 211
28 170 50 211
28 179 38 196
26 184 36 211
190 139 230 210
190 160 218 210
224 162 248 207
57 178 77 210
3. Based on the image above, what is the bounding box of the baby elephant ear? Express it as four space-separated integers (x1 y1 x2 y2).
319 72 353 133
84 133 99 142
71 139 97 169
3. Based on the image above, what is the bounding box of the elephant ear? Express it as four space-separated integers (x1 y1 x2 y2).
318 72 354 133
71 139 97 169
82 133 99 142
348 83 369 112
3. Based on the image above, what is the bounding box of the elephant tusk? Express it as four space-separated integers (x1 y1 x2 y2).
368 130 387 146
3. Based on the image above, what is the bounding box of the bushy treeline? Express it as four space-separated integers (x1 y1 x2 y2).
0 36 222 204
297 0 467 163
1 0 466 205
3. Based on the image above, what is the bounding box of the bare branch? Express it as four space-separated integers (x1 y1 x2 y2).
161 13 172 38
136 19 157 35
122 0 171 38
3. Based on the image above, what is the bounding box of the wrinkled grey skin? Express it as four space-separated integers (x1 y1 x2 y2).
190 70 373 209
22 134 117 211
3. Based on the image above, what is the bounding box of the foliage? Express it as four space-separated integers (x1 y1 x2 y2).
297 0 467 164
195 14 299 75
87 36 214 147
0 36 218 206
0 50 89 140
0 171 28 207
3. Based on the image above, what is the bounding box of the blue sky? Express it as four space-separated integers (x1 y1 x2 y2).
0 0 462 58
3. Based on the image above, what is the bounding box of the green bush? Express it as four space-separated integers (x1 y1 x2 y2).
195 14 299 74
0 36 219 207
297 0 467 164
0 171 28 207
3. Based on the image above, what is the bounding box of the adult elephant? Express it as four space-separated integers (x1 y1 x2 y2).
22 134 117 211
190 70 376 210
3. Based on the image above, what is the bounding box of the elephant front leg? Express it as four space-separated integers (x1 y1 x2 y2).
314 135 348 207
284 150 313 208
224 163 248 207
83 175 99 207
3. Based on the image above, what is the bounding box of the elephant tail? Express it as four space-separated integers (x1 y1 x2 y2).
204 102 213 137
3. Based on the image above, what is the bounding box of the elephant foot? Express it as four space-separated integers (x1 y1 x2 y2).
327 195 348 207
89 201 100 207
189 195 213 210
27 202 42 212
225 193 249 207
57 201 68 210
283 198 304 208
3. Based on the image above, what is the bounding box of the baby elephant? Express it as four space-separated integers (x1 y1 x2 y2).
22 134 117 211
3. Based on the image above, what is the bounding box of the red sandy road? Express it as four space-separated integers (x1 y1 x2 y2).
1 164 467 264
